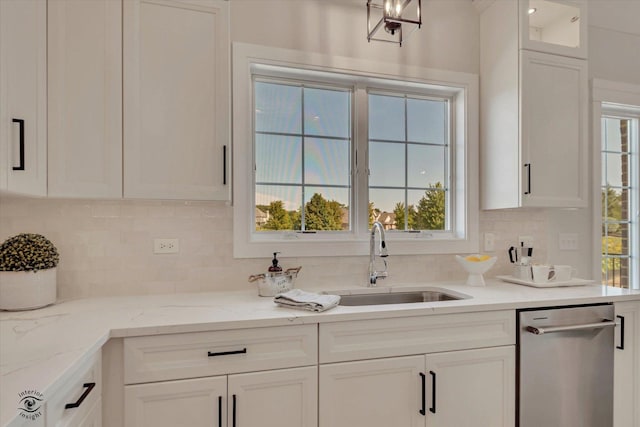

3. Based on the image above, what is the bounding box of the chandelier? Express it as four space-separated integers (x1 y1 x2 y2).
367 0 422 46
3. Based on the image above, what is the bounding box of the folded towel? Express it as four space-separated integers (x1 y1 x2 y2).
274 289 341 312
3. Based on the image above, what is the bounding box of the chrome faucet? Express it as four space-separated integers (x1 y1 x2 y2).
369 221 388 286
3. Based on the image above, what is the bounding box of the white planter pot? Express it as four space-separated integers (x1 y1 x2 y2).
0 268 57 310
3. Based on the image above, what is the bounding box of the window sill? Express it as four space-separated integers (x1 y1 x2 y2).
233 233 480 258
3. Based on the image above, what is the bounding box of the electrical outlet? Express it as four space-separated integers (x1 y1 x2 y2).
483 233 496 252
518 235 534 248
559 233 578 251
153 238 179 254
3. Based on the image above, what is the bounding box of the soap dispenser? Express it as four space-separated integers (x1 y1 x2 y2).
268 252 283 273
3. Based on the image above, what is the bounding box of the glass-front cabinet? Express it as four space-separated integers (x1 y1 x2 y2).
519 0 587 59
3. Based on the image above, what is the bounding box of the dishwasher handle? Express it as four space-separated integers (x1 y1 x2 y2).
526 320 616 335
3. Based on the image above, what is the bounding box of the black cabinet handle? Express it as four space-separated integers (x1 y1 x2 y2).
617 315 625 350
218 396 222 427
419 372 426 415
208 348 247 357
64 382 95 409
524 163 531 195
12 118 25 171
223 145 227 185
232 394 237 427
429 371 436 414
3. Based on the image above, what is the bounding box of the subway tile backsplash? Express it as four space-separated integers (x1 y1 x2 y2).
0 197 547 300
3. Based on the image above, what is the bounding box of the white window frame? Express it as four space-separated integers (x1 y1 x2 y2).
592 79 640 289
232 42 479 258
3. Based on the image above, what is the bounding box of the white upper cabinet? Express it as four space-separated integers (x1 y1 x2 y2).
479 0 588 209
0 0 47 196
48 0 123 198
123 0 230 200
520 50 588 207
520 0 587 59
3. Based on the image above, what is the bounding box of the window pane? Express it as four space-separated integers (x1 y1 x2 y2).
255 82 301 134
602 118 626 152
255 185 302 231
407 98 446 144
369 188 404 225
369 141 404 187
303 187 349 231
603 153 627 187
304 138 350 186
407 145 445 188
304 88 350 138
603 188 628 221
408 188 446 231
255 134 301 184
369 94 405 141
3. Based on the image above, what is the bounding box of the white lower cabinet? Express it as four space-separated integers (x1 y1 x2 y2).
229 367 318 427
124 366 317 427
614 301 640 427
125 376 226 427
425 347 515 427
319 346 515 427
47 352 102 427
320 356 424 427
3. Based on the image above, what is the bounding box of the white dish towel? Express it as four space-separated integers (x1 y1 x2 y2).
274 289 341 312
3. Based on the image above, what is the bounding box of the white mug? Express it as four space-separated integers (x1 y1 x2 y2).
531 265 556 283
554 265 574 282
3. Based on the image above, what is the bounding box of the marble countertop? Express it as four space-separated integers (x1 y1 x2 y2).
1 279 639 426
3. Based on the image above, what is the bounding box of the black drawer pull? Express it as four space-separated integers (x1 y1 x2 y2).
208 348 247 357
429 371 436 414
617 315 625 350
419 372 426 415
12 118 25 171
218 396 223 427
64 382 95 409
524 163 531 195
223 145 227 185
232 394 237 427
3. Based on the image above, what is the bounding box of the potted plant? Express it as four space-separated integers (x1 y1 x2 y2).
0 233 59 310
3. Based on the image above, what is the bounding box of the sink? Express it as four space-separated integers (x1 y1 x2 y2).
325 287 469 306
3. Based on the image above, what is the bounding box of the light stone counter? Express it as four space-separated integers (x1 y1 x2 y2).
1 280 639 426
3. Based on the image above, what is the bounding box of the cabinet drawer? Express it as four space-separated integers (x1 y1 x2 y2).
319 310 515 363
124 324 317 384
46 352 101 427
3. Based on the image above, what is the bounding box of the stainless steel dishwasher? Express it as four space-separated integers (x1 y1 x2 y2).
518 304 616 427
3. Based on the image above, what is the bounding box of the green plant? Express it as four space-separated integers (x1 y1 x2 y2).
0 233 59 272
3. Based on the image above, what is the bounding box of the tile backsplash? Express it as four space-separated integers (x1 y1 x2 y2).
0 197 547 300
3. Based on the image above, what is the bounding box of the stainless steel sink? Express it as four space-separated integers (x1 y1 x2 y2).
329 288 466 306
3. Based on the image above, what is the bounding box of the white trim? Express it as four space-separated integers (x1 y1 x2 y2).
232 43 479 258
591 78 640 289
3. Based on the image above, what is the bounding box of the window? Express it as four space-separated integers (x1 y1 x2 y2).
254 80 352 232
368 93 449 231
233 43 478 258
601 107 639 289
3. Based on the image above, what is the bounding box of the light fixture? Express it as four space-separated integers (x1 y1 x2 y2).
528 7 537 14
367 0 422 47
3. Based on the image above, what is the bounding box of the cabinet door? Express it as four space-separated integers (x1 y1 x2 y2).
520 50 587 207
48 0 122 198
319 356 424 427
123 0 230 200
124 376 226 427
60 397 102 427
0 0 47 196
229 366 317 427
425 346 515 427
614 301 640 427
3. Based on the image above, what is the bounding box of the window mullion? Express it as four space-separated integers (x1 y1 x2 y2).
355 85 369 237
